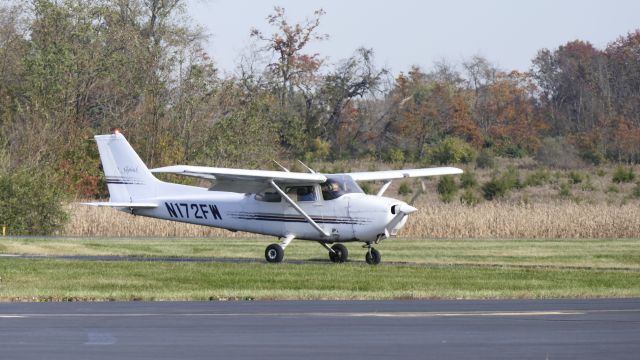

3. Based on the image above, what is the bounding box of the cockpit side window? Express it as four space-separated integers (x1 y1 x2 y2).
321 180 342 200
321 175 364 200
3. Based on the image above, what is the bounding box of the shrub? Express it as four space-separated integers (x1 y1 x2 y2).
596 169 607 177
501 166 522 190
397 181 413 195
476 149 495 169
383 148 405 164
480 167 523 201
436 176 458 203
459 170 477 189
612 167 635 183
481 178 508 200
568 171 584 184
0 170 68 235
581 176 596 191
427 137 476 165
500 144 527 158
524 169 550 187
459 189 480 206
559 182 571 197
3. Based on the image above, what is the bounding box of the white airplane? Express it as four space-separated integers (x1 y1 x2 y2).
84 131 462 264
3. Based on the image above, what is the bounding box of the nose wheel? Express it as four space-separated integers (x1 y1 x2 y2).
365 247 381 265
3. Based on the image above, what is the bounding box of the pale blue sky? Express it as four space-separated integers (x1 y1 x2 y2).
187 0 640 75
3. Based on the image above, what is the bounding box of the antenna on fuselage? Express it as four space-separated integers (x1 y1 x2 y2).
297 160 316 174
272 159 289 172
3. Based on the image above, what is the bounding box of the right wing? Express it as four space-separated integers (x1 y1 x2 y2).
346 167 463 182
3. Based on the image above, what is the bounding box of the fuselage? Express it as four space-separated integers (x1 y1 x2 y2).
131 183 409 243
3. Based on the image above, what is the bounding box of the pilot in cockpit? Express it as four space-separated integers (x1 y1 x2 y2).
297 186 316 201
321 179 342 200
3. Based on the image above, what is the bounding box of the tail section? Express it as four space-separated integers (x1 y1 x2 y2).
95 132 160 203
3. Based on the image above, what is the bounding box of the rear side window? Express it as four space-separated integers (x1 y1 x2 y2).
255 189 281 202
286 186 316 202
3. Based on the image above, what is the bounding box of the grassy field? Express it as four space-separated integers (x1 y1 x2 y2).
0 237 639 301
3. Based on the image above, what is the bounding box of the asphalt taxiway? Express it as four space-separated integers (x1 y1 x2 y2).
1 299 639 359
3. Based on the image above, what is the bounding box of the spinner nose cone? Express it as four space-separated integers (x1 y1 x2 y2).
398 203 418 214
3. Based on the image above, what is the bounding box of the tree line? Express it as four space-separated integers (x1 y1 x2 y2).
1 0 640 202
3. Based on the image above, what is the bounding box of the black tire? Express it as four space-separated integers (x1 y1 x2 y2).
365 247 381 265
265 243 284 263
329 243 348 263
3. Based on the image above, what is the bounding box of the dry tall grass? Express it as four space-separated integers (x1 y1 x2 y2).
403 202 640 238
63 202 640 239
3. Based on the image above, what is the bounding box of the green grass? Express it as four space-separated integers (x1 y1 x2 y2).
0 237 639 301
2 237 639 269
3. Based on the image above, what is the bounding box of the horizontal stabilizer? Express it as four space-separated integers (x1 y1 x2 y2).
81 202 158 209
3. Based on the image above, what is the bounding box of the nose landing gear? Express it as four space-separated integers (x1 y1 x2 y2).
364 244 381 265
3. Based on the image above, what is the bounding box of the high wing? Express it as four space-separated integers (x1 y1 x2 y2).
345 167 463 182
151 165 327 193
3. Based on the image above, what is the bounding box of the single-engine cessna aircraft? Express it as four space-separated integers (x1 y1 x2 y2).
84 131 462 264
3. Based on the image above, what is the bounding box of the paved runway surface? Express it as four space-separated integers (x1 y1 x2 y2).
1 299 639 359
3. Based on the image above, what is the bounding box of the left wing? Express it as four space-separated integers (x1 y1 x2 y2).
346 167 463 182
151 165 327 193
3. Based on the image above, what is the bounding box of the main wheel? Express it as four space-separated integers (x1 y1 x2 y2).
365 247 381 265
265 244 284 263
329 243 348 263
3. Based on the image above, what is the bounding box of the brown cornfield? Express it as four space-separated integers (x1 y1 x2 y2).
63 202 640 239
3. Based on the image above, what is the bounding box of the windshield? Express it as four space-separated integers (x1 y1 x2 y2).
321 175 364 200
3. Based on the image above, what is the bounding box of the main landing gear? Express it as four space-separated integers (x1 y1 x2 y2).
328 243 348 263
265 235 294 263
265 243 284 263
318 242 349 263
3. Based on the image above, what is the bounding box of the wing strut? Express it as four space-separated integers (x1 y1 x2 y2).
269 180 330 238
376 180 392 196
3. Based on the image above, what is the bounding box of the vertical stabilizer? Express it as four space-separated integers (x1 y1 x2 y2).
95 132 159 203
